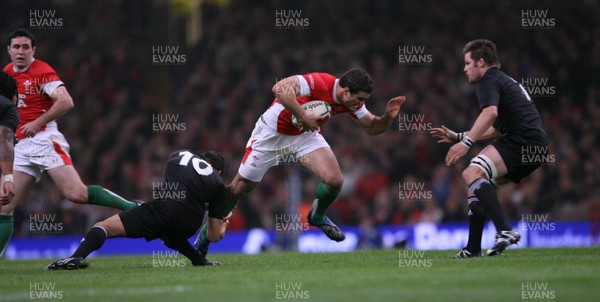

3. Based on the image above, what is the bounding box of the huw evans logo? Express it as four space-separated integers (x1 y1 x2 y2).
29 10 63 29
152 45 187 65
152 114 187 133
521 78 555 98
275 10 309 29
398 45 432 66
30 214 63 234
521 10 555 29
29 282 63 300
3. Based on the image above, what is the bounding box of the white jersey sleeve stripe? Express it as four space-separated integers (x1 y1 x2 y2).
296 75 311 97
354 105 370 119
42 80 64 96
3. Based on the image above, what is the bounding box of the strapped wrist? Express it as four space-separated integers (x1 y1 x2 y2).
2 174 13 183
460 135 474 148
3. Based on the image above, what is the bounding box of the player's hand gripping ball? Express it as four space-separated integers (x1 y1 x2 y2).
291 100 332 129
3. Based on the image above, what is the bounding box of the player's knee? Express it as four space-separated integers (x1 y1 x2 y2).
462 167 485 185
65 187 88 204
323 174 343 192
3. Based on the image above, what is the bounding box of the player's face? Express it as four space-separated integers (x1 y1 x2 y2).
7 37 35 69
463 52 483 83
341 90 370 111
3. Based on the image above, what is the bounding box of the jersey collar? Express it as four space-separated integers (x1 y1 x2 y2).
13 58 35 73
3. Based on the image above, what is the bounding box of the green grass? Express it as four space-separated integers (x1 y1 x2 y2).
1 248 598 302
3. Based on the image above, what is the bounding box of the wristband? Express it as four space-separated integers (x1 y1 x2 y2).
2 174 13 183
460 135 474 148
457 132 465 142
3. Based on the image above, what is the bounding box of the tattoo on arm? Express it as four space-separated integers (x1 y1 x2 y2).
0 126 15 163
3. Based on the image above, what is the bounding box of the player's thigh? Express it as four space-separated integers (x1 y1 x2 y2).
0 171 35 215
95 214 126 238
465 145 508 185
47 165 87 202
300 147 343 188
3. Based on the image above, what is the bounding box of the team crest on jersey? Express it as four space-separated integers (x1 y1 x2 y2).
23 80 32 94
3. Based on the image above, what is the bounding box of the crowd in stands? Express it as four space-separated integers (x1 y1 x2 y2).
1 0 598 238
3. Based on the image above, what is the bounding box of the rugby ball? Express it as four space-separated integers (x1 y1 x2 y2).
291 100 332 129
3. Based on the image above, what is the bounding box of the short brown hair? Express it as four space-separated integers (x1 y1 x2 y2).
339 68 374 94
8 28 36 47
463 39 500 67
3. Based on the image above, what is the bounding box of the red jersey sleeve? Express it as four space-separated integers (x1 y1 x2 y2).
31 61 62 93
300 72 336 100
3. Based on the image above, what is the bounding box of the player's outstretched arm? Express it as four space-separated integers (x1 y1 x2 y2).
356 96 405 135
162 237 208 266
445 105 498 166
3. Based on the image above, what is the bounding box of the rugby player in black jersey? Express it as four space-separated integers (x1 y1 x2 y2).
45 149 231 269
431 39 548 257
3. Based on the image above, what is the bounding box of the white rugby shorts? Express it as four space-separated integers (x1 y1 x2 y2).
238 118 330 182
14 126 73 182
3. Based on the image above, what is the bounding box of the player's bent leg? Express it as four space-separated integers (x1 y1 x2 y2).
300 147 345 242
465 146 520 255
454 195 486 259
47 165 87 203
45 215 125 270
48 165 137 210
0 171 35 257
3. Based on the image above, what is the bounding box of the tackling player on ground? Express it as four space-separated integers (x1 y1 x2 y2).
46 150 230 269
0 29 139 256
431 39 548 257
194 68 405 255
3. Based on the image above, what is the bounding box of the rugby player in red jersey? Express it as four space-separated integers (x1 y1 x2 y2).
0 29 139 256
194 68 405 256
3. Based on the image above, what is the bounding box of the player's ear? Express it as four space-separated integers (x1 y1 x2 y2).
476 58 485 68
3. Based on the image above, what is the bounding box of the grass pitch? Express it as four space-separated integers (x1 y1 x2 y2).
1 248 598 302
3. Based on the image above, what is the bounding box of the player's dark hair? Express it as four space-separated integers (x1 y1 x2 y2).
203 150 225 174
7 28 36 47
339 68 374 94
463 39 500 67
0 71 18 100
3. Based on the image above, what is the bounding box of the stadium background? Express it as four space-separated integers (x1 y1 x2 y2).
0 0 598 246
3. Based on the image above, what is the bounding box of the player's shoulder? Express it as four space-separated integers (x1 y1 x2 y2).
302 72 336 82
2 63 13 73
29 59 57 74
482 67 507 81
